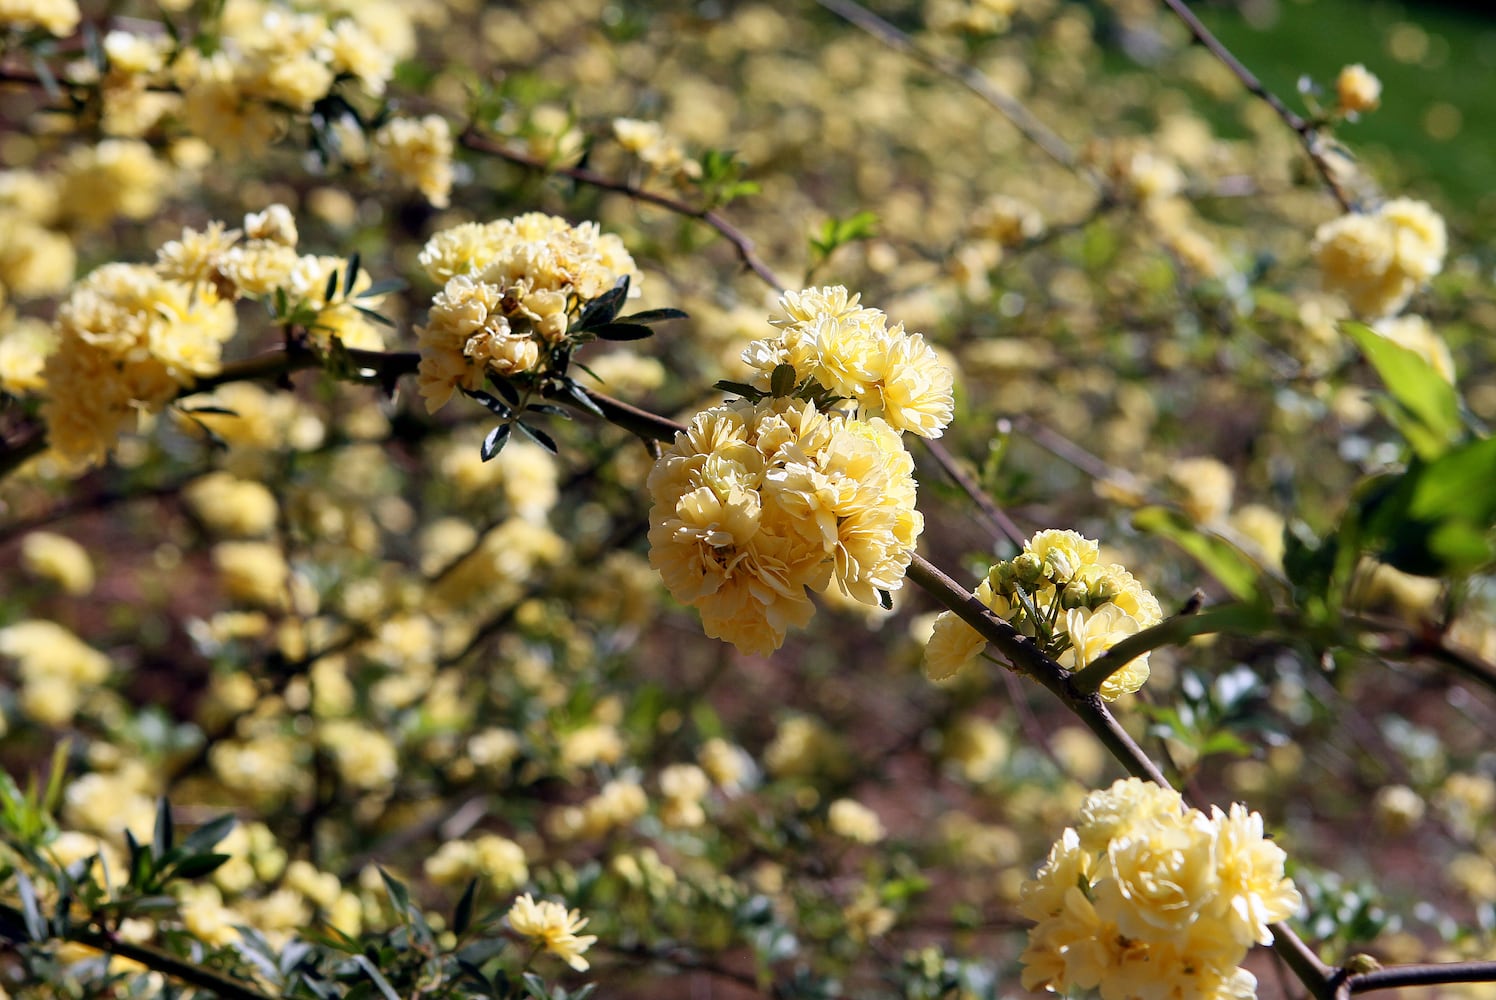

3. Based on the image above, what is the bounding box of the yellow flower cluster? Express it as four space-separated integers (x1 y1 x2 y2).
648 396 923 655
174 0 405 159
922 530 1161 699
0 619 111 727
0 0 79 36
415 213 641 412
742 286 955 438
157 204 388 350
505 893 597 971
613 117 701 181
1313 198 1447 318
40 261 236 469
373 115 455 208
1019 778 1302 1000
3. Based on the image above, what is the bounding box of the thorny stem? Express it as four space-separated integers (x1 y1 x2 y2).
1338 962 1496 997
1156 0 1355 212
459 127 784 291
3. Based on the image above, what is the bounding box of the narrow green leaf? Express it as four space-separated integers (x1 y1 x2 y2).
352 304 396 328
343 251 361 298
575 274 631 330
877 589 893 611
165 853 232 881
357 278 407 298
514 421 558 454
563 380 607 419
714 379 765 400
481 423 511 461
468 390 512 417
377 867 411 919
453 878 478 938
353 956 401 1000
591 322 654 341
323 265 341 306
1132 507 1262 601
17 872 45 941
616 308 688 324
180 814 236 857
526 403 573 419
491 379 521 407
153 797 174 863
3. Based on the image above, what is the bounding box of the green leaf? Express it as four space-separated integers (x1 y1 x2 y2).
770 364 797 398
377 867 412 920
357 278 407 299
481 424 511 461
591 322 654 341
17 872 45 942
515 421 558 454
560 379 606 419
180 814 236 857
352 304 396 328
352 955 401 1000
616 308 688 324
166 853 232 880
342 251 361 298
454 878 478 937
576 275 631 330
323 265 341 305
809 211 878 261
714 379 766 400
1132 507 1262 601
153 798 174 863
1344 321 1463 460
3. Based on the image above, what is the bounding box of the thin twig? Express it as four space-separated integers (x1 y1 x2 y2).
460 127 784 291
918 437 1025 547
1156 0 1354 212
813 0 1095 185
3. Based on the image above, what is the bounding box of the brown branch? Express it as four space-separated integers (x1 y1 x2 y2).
917 437 1025 547
459 127 784 291
1340 961 1496 998
0 905 274 1000
1156 0 1354 212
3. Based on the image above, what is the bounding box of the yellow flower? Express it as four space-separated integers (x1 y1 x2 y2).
1336 63 1381 114
373 115 454 208
505 894 597 971
828 798 885 843
921 610 986 681
20 531 94 595
649 396 925 654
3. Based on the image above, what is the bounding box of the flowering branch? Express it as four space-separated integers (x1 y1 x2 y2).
0 904 274 1000
458 127 784 291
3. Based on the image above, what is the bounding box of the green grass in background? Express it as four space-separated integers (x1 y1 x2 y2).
1194 0 1496 222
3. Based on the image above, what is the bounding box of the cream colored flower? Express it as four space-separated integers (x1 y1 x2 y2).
505 894 597 971
1336 63 1381 114
20 531 94 595
828 798 885 843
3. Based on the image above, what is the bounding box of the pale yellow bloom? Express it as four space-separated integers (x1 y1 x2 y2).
1021 780 1300 1000
0 0 80 36
374 115 454 208
20 531 94 595
505 894 597 971
1336 64 1382 114
828 798 885 843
